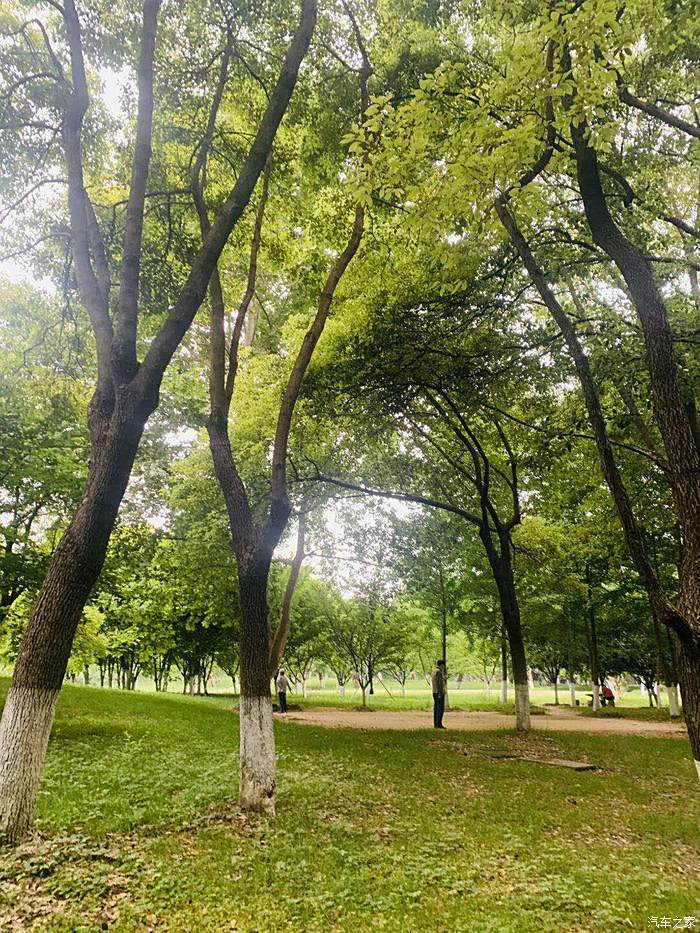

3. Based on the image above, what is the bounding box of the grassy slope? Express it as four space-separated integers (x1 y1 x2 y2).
0 678 698 933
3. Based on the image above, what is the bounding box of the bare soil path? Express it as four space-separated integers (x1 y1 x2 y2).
281 705 687 737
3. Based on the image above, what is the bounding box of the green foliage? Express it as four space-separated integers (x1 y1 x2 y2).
1 681 698 931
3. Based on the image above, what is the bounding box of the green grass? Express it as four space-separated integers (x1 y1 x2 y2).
1 678 698 932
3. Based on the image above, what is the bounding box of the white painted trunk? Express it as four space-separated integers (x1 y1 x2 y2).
301 677 308 699
485 679 491 700
569 681 577 707
696 759 700 784
515 682 530 732
239 695 276 815
500 679 508 704
401 685 406 697
339 683 345 697
527 667 534 689
667 684 680 718
591 683 600 712
0 685 59 841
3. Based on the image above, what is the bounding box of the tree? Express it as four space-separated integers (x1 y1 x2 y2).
328 596 411 707
192 7 371 812
351 0 700 774
0 0 316 840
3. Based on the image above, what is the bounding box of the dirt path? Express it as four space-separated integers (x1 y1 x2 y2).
281 706 687 737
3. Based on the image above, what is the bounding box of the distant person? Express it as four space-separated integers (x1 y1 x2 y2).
431 659 447 729
276 670 290 714
601 683 615 707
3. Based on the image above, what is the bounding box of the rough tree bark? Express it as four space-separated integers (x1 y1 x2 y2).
196 7 368 812
489 542 530 732
571 129 700 767
0 0 317 843
495 196 700 767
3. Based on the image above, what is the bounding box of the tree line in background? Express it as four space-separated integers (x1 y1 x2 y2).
0 0 698 842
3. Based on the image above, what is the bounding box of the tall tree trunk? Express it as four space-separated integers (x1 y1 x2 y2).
500 626 508 703
585 567 601 712
491 556 530 732
572 131 700 769
0 407 146 842
238 558 276 814
553 678 559 705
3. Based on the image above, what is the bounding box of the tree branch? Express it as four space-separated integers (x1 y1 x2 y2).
619 88 700 140
269 512 307 674
112 0 161 384
133 0 317 402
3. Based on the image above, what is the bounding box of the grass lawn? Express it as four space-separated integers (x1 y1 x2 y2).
1 678 698 932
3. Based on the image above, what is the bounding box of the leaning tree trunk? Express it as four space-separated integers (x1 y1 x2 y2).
237 557 276 815
0 404 146 842
491 556 530 732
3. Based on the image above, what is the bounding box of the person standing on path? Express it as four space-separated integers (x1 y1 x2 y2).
432 659 447 729
276 670 290 714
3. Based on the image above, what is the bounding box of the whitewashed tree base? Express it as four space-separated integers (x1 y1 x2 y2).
0 685 59 842
667 685 680 718
515 683 530 732
239 695 276 815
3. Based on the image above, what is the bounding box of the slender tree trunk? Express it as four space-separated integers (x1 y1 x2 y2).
491 556 530 732
651 607 676 719
0 406 146 842
500 626 508 703
569 679 577 707
585 568 601 713
238 558 276 814
553 679 559 705
439 572 450 710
